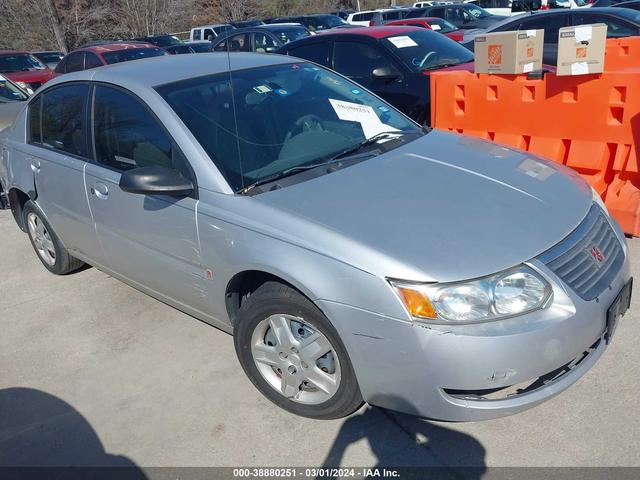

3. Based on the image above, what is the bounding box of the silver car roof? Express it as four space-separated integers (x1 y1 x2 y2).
42 52 296 91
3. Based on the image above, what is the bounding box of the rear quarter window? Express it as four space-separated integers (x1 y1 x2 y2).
40 84 89 157
287 42 330 66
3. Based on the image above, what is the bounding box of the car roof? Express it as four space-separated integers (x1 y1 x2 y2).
42 52 296 90
309 25 422 38
258 23 306 29
488 6 640 29
78 42 157 53
0 50 30 56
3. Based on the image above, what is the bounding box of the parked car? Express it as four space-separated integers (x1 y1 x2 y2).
386 17 466 41
592 0 630 7
277 26 474 125
406 3 508 29
0 73 29 131
346 9 395 26
270 14 349 32
613 0 640 10
165 41 213 55
190 24 236 42
1 53 630 421
331 9 357 19
0 51 55 92
133 34 185 48
31 51 65 70
54 43 167 75
462 8 640 64
212 24 311 53
369 8 415 25
231 19 265 28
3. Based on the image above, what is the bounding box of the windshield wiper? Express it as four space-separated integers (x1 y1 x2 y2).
420 59 464 71
238 131 413 195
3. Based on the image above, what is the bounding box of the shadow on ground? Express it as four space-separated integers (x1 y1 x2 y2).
0 386 144 475
320 396 486 477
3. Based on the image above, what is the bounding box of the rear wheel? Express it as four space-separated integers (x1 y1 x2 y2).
234 282 363 419
23 201 84 275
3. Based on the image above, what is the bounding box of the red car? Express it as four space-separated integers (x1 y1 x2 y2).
54 42 167 75
385 18 465 42
0 51 55 92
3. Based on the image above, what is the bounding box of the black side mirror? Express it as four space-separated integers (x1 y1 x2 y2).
372 66 401 81
119 166 194 197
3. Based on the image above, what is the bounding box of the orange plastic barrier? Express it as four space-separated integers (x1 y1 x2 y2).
431 38 640 235
605 36 640 72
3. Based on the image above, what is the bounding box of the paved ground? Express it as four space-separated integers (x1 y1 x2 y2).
1 207 639 469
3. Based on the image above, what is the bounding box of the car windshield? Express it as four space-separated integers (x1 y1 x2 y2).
304 15 347 30
153 35 183 47
612 7 640 20
156 62 422 192
102 47 167 64
381 29 474 71
0 74 29 102
465 4 492 17
272 26 311 43
0 54 47 73
426 18 458 33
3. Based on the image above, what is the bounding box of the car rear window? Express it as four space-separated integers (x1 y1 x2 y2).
0 54 46 73
102 48 167 64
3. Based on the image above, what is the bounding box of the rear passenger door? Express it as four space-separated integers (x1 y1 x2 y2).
23 83 100 261
84 84 208 313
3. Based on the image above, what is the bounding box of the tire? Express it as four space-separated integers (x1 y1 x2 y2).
234 281 363 419
23 200 84 275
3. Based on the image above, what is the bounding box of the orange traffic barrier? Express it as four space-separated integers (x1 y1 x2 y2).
605 36 640 72
431 37 640 235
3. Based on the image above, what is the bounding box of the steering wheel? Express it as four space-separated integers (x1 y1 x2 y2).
418 51 438 69
284 114 326 143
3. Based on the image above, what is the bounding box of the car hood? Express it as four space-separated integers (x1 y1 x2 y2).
0 102 25 132
254 130 592 282
3 69 54 84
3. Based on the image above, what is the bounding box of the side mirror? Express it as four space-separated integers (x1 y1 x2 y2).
119 166 194 197
372 66 401 81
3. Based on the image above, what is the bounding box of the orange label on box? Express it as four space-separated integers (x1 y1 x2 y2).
488 44 502 65
576 47 587 58
527 47 533 58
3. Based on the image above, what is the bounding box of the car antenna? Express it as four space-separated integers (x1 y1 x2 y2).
225 27 245 193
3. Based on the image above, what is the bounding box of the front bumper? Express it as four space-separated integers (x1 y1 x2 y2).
318 239 631 421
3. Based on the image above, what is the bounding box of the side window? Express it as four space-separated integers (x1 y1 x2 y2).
28 96 42 144
65 52 85 73
93 86 175 172
41 84 89 156
573 15 640 38
193 29 202 40
204 28 215 41
254 33 278 52
54 58 67 74
430 8 445 18
85 52 102 69
519 15 566 43
227 33 251 52
333 41 397 79
287 42 330 66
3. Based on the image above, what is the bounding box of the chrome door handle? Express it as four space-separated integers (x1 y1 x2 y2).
90 182 109 200
30 158 40 173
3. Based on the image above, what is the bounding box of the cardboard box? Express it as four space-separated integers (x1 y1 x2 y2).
474 29 544 74
557 23 608 76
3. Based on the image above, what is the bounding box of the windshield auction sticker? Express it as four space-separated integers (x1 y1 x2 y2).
387 36 418 48
329 99 398 139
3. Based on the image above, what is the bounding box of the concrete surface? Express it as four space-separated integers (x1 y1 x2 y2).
1 207 639 468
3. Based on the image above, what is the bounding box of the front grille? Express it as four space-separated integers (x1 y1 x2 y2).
537 205 624 301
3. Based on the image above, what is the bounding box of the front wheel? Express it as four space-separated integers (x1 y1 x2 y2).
234 282 363 419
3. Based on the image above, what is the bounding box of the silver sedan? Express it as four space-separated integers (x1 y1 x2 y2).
0 53 632 420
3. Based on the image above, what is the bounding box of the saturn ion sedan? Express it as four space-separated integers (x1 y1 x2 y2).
0 53 632 420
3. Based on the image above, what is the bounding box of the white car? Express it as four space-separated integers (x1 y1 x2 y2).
346 9 394 26
190 24 236 42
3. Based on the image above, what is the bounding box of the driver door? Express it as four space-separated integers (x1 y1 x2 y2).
84 84 209 314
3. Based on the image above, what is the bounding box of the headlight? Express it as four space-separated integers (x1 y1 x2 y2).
390 265 552 324
591 186 609 215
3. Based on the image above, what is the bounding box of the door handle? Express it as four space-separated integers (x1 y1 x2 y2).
30 158 41 173
90 182 109 200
